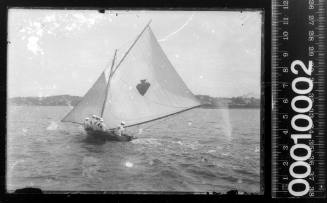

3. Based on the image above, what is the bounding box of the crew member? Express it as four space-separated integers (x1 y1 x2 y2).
91 115 100 130
117 121 126 136
84 117 90 129
90 115 96 127
99 118 106 130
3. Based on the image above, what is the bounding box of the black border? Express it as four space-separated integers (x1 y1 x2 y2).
0 0 272 202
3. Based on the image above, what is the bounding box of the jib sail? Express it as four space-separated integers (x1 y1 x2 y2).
61 72 107 124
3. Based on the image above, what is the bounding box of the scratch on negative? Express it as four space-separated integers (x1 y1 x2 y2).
158 13 194 42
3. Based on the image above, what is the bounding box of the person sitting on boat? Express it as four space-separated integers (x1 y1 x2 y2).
89 115 100 131
117 121 126 136
97 118 105 131
100 118 106 129
92 115 99 121
90 115 96 126
84 117 90 129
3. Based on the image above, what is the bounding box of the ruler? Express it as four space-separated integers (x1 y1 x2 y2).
272 0 326 198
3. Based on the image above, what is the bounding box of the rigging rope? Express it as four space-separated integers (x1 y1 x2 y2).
138 111 178 131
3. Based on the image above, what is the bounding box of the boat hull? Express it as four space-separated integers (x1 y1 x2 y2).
85 128 135 142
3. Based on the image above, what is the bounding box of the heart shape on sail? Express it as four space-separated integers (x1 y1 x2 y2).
136 79 151 96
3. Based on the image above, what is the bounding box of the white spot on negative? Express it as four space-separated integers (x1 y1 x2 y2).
138 128 143 134
158 13 194 42
125 161 133 168
27 36 44 55
176 141 183 145
46 121 58 131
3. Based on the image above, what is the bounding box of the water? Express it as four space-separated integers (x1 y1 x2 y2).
7 106 260 193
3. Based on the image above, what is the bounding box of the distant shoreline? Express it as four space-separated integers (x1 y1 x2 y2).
8 94 260 109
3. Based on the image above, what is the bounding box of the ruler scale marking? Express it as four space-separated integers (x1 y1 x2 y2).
272 0 326 198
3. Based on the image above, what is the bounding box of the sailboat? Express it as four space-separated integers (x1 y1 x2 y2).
61 21 201 141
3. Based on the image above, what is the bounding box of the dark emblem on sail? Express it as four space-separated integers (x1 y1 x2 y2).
136 79 151 96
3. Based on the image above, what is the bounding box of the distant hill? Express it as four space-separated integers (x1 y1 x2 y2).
9 95 82 106
195 95 260 109
8 94 260 108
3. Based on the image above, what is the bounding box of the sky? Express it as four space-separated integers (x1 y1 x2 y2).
7 9 262 98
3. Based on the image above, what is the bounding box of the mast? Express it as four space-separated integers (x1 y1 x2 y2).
100 49 117 117
112 20 152 75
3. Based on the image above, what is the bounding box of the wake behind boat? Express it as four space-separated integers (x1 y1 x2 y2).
61 20 201 142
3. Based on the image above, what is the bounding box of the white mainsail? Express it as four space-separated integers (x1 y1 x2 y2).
62 23 201 129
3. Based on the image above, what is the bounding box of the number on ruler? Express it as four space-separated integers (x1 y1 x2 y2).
308 30 315 41
308 15 315 25
282 0 289 9
308 0 315 9
283 31 289 40
283 161 289 166
309 46 315 56
283 17 289 25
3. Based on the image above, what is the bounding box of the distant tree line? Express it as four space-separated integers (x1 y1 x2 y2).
195 95 260 109
9 95 81 106
9 94 260 109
